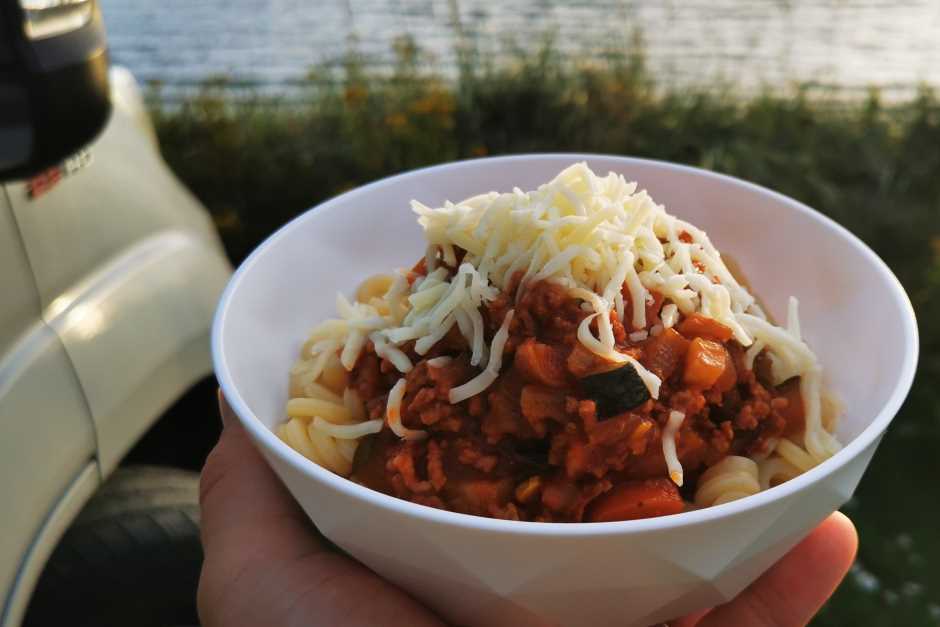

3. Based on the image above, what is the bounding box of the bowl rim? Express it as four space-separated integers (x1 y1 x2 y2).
212 153 919 536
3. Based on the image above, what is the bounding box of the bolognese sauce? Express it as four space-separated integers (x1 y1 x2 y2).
347 271 799 522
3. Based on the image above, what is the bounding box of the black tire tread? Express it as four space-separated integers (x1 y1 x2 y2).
75 465 200 524
23 466 203 627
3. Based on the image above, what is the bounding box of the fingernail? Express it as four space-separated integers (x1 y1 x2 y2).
218 389 233 428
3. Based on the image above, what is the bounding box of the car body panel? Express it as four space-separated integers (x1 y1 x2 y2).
0 464 100 627
0 323 98 619
107 66 157 147
43 229 228 472
0 177 99 620
0 188 41 356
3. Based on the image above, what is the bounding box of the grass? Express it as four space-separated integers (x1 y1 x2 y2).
149 42 940 626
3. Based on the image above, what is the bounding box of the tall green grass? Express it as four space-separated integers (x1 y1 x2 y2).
151 43 940 626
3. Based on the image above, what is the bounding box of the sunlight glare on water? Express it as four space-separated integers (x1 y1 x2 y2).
99 0 940 96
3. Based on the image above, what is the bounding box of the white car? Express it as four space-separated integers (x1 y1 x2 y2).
1 2 231 625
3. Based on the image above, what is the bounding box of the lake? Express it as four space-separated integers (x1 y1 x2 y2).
99 0 940 99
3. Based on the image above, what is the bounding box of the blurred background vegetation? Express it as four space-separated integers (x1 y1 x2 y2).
148 33 939 626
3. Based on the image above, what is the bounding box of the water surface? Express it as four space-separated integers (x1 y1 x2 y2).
100 0 940 97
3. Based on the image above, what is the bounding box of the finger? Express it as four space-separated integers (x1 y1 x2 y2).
200 391 322 556
199 394 326 624
199 393 444 627
696 512 858 627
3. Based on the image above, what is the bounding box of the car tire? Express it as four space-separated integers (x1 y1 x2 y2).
23 466 202 627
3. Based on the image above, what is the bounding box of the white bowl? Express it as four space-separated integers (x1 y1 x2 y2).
213 155 918 627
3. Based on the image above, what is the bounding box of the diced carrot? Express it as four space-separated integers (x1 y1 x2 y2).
677 313 734 342
456 478 514 511
481 390 531 441
520 385 566 419
588 414 635 446
541 479 580 514
642 327 690 380
566 342 611 378
520 385 567 434
586 478 684 522
564 439 593 479
684 337 730 388
515 338 569 387
714 347 738 392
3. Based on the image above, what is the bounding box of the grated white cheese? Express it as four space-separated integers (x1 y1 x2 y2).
406 163 770 397
628 330 649 343
449 310 514 404
744 339 766 371
386 378 426 441
370 332 413 373
660 303 679 329
296 163 835 455
662 410 686 486
426 356 453 368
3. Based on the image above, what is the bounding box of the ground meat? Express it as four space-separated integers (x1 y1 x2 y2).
387 441 433 496
482 384 534 443
407 258 428 285
457 446 499 473
351 346 398 401
540 476 612 521
350 278 805 522
426 440 447 491
401 359 472 430
509 279 587 342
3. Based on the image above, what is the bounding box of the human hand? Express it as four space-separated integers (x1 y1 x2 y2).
198 392 443 627
199 393 857 627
